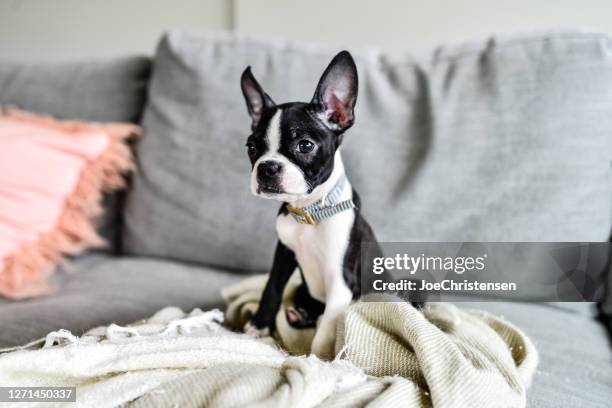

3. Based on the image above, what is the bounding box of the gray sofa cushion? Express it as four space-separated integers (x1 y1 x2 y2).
0 254 241 348
124 31 612 277
0 56 152 250
0 56 151 123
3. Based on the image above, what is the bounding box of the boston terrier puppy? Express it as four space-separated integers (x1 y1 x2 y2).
240 51 384 358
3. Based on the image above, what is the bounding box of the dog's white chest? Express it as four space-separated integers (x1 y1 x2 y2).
276 209 354 302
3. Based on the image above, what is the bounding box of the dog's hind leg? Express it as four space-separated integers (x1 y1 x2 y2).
285 282 325 329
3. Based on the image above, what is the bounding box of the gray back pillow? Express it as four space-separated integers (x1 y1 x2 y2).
123 31 612 275
0 56 151 122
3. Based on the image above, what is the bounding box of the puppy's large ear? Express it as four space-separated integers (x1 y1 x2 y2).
241 67 275 130
311 51 358 132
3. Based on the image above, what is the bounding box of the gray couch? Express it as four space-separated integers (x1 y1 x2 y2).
1 30 611 407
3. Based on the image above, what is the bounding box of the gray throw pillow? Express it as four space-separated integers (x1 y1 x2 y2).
123 31 612 282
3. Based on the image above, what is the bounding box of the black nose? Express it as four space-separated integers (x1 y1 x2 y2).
257 161 282 181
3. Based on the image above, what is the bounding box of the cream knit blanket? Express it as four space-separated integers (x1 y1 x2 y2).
0 275 538 408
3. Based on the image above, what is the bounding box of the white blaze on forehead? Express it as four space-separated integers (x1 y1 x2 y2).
251 108 309 201
265 109 282 153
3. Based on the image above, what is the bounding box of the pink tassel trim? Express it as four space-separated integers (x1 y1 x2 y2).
0 108 142 299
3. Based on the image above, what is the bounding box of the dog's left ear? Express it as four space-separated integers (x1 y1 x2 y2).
311 51 358 132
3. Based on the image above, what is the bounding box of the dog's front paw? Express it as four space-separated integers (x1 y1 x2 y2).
310 330 336 360
243 320 271 338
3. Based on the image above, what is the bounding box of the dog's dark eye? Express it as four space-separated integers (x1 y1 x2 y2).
297 140 315 154
246 142 256 154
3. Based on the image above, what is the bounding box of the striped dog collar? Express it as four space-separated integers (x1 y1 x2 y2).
286 175 355 225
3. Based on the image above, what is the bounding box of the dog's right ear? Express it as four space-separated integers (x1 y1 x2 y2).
241 67 275 130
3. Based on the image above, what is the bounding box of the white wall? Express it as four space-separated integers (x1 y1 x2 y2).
1 0 610 62
236 0 612 49
0 0 230 61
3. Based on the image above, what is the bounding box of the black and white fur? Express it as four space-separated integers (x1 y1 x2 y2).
240 51 382 358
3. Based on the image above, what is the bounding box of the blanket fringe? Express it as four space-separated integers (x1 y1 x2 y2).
44 329 81 348
36 308 227 350
162 309 224 335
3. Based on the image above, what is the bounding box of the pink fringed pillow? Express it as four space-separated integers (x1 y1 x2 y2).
0 108 141 299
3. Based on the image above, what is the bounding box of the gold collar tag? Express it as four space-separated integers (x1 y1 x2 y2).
286 205 316 225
